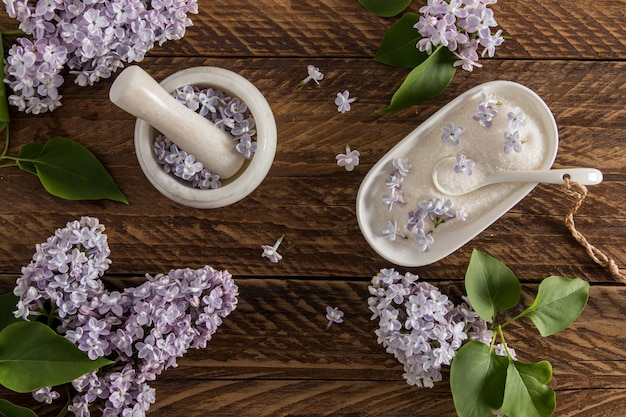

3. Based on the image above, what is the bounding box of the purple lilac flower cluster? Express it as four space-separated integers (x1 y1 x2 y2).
407 197 467 252
13 217 238 417
414 0 504 72
3 0 198 113
368 268 492 387
153 85 257 189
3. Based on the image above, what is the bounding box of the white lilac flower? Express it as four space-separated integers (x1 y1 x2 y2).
413 0 502 72
504 131 523 153
454 154 475 175
336 145 360 171
174 155 203 180
335 90 357 113
13 217 239 416
382 188 405 211
507 107 526 129
3 0 199 113
325 306 344 330
441 122 464 146
298 64 324 87
262 235 284 263
368 268 490 388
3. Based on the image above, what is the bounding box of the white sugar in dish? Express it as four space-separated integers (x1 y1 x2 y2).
357 81 559 266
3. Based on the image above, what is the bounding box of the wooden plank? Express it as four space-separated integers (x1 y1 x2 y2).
0 278 624 416
0 59 623 279
1 1 624 61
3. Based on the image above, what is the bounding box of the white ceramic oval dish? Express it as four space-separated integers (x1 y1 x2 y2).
356 81 559 267
134 66 277 208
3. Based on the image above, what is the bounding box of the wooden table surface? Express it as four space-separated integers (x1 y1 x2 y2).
1 1 625 416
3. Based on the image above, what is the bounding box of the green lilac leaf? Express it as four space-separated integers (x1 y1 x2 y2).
450 341 508 417
0 321 113 393
357 0 411 17
501 358 556 417
19 137 128 203
16 142 44 175
377 46 457 114
0 399 38 417
0 293 23 332
521 276 589 336
374 13 426 69
465 249 521 322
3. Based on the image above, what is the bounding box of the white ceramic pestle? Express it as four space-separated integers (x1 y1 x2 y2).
109 65 245 179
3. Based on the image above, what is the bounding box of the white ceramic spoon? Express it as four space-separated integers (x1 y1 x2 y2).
432 156 603 196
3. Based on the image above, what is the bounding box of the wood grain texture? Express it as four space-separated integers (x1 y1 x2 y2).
0 0 624 416
0 277 624 416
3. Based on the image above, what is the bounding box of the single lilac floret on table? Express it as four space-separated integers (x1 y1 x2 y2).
335 90 357 113
325 306 344 330
336 144 360 171
298 64 324 87
153 85 257 189
262 235 284 263
3 0 199 113
12 216 239 416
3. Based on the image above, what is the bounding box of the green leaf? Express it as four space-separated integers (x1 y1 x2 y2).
16 142 44 175
451 341 509 417
465 250 521 322
501 358 556 417
357 0 411 17
0 399 38 417
17 137 128 203
521 276 589 336
0 293 23 332
0 321 113 393
377 46 457 114
374 13 426 69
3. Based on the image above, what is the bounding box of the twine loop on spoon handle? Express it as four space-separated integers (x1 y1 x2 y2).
562 177 626 283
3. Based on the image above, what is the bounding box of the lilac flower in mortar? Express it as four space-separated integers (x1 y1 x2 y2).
298 64 324 87
262 235 284 263
441 122 464 146
454 154 475 175
325 306 344 330
335 90 357 113
336 145 360 171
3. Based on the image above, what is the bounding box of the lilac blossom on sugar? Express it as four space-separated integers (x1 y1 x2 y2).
3 0 199 113
368 268 498 388
12 217 238 417
406 197 466 252
413 0 504 72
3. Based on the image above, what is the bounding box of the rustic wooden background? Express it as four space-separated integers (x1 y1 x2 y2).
1 0 625 416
